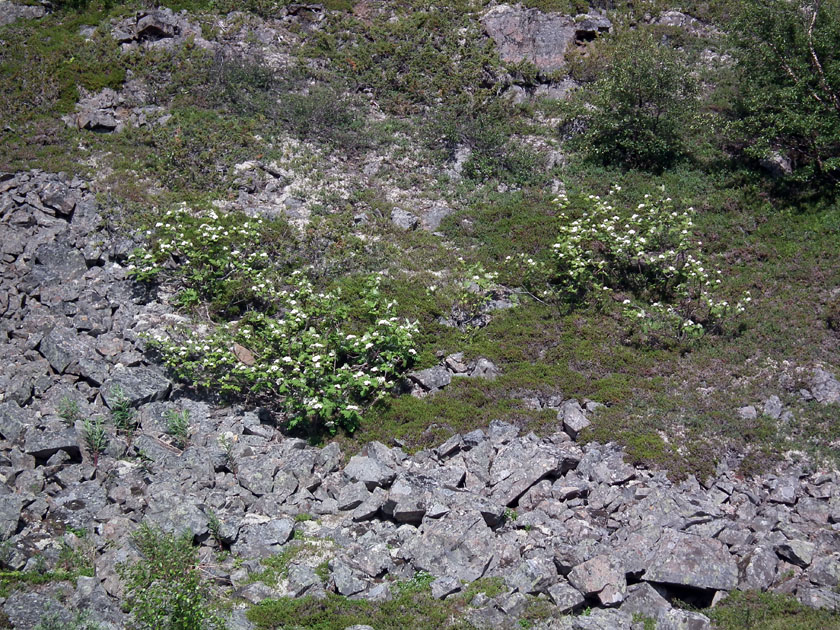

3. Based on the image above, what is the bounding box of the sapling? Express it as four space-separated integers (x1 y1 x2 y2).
82 418 108 468
57 396 82 426
109 385 137 434
165 408 190 449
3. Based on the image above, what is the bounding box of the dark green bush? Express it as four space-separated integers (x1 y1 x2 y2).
730 0 840 195
573 29 698 171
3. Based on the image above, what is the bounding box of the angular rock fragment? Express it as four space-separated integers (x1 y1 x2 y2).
775 539 815 568
738 546 777 591
644 529 737 591
102 366 171 406
567 554 626 606
337 481 370 511
0 494 23 540
430 576 461 599
559 399 590 439
547 580 586 612
408 365 451 396
344 455 395 490
24 426 80 461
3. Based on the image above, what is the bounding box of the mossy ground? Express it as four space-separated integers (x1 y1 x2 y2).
707 591 840 629
247 576 512 630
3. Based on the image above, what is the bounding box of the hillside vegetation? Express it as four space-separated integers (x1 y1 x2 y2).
1 0 840 627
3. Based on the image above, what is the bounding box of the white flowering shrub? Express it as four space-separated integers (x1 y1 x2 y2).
128 206 296 317
552 188 749 346
132 207 417 435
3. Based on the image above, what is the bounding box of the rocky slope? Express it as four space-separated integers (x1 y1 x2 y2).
2 171 840 628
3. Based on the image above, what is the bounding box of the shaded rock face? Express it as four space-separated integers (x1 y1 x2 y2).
481 4 610 73
3 171 840 629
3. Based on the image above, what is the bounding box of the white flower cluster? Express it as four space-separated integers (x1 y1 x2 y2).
552 188 749 343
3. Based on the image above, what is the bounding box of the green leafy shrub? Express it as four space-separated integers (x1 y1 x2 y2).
730 0 840 194
550 187 749 346
118 524 225 630
572 29 698 171
150 273 416 435
132 206 416 435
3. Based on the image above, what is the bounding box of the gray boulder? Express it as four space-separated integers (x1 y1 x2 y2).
567 554 626 606
237 456 279 497
489 440 559 506
50 481 108 530
36 241 88 279
763 395 783 419
4 592 69 630
759 152 793 178
102 366 171 406
559 399 590 439
39 327 93 374
644 529 738 591
421 205 453 232
391 208 419 231
287 564 323 597
547 580 586 612
0 401 27 442
0 494 23 540
337 481 371 511
0 1 46 27
330 560 367 596
810 368 840 404
506 554 557 595
481 5 610 73
404 508 496 582
24 426 80 460
775 539 815 568
430 576 461 599
344 455 396 490
408 365 451 395
469 357 500 380
738 546 778 591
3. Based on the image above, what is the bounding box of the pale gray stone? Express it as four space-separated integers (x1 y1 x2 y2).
644 530 737 591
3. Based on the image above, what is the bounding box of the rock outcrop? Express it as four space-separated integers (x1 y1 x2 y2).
0 1 45 27
481 5 611 73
